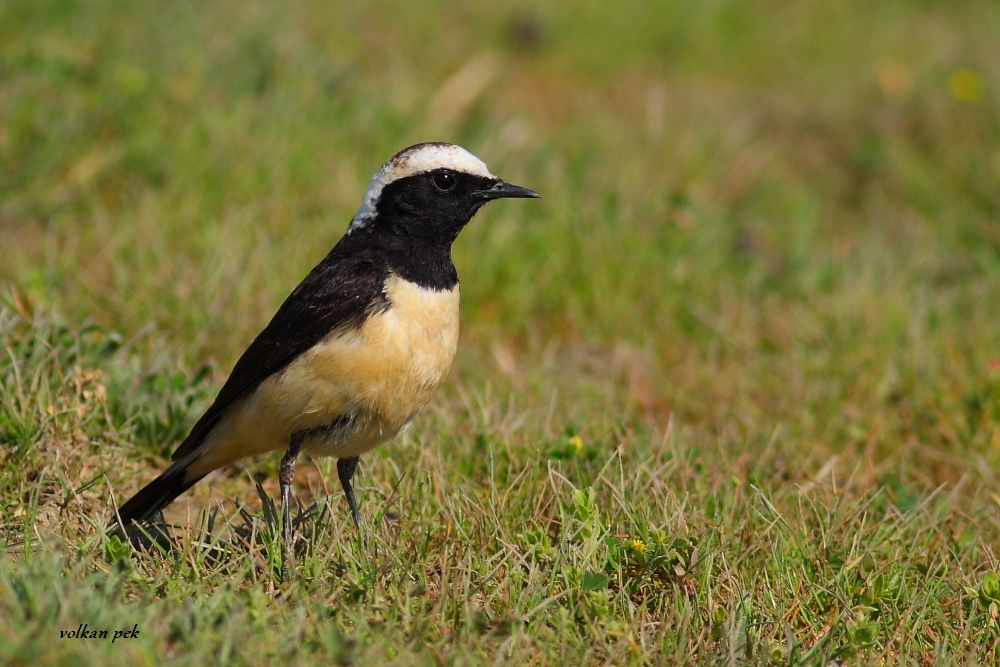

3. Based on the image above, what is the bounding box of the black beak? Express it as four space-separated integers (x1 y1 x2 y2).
477 180 541 201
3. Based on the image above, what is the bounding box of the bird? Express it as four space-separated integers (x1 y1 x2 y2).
110 143 539 574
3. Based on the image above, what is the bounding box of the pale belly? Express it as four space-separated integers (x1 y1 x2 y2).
187 276 459 478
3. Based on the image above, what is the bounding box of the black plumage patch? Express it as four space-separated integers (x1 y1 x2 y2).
374 170 498 241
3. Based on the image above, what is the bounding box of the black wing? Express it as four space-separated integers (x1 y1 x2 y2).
171 246 388 461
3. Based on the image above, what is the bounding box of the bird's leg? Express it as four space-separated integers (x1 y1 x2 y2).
337 456 363 540
279 432 304 582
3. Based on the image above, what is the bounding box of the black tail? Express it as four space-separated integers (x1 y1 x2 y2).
110 460 205 529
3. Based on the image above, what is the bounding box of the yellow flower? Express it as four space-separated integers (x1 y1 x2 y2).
568 435 583 456
948 68 982 102
630 538 645 553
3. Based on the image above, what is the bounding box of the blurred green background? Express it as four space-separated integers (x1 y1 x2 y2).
2 0 1000 663
4 0 999 475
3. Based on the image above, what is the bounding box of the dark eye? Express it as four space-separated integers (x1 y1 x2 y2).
432 171 456 192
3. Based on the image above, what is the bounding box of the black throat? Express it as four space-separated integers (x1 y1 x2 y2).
343 223 459 291
338 169 503 291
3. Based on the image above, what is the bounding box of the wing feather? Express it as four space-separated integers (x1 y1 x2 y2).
171 247 387 461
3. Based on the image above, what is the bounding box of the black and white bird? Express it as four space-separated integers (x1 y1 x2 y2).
111 143 539 568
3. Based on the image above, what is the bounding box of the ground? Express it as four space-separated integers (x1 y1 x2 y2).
1 0 1000 664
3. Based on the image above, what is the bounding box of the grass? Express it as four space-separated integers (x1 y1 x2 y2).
2 0 1000 663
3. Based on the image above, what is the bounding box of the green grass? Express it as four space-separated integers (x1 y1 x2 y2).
2 0 1000 663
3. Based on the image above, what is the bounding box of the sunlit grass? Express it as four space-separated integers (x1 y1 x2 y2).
2 0 1000 663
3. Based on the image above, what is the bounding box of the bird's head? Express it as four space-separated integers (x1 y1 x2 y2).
348 143 539 242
